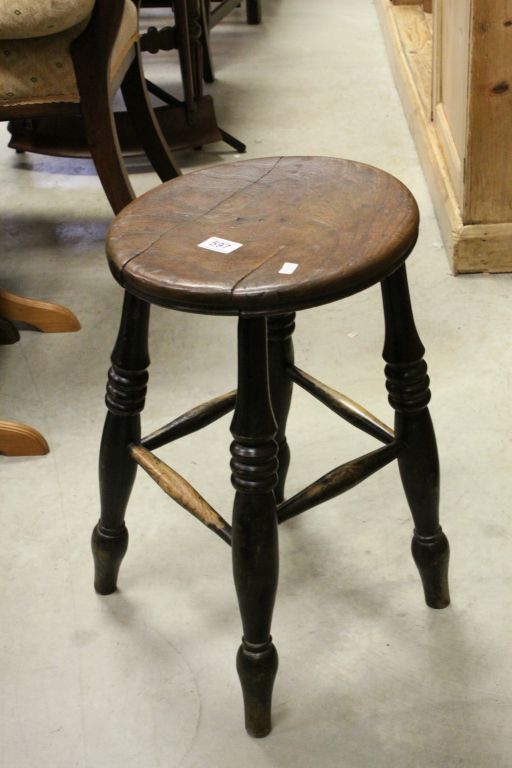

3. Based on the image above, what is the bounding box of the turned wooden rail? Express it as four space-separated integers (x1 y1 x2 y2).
289 366 394 445
130 444 232 544
141 389 237 449
277 442 399 524
130 361 397 540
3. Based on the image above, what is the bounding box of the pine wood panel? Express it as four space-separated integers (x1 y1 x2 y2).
378 0 512 271
465 0 512 222
393 5 433 118
438 0 470 167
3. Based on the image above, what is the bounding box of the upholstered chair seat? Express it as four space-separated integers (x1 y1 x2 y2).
0 0 138 106
0 0 95 38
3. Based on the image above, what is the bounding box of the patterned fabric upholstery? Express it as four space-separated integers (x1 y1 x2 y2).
0 0 138 106
0 0 95 39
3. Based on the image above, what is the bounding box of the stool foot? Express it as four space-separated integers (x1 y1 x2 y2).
92 522 129 595
237 640 278 737
412 530 450 609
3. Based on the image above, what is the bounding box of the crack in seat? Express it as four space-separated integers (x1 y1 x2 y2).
106 156 419 314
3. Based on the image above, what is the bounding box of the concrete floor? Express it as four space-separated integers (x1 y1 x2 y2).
2 1 512 766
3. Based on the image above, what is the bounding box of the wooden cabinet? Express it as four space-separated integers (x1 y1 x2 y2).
379 0 512 272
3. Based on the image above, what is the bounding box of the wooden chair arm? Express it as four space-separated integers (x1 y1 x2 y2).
71 0 128 68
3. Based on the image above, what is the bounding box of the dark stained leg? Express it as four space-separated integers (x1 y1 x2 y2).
92 292 150 594
121 47 181 181
70 0 135 214
0 316 19 344
381 266 450 609
230 316 279 737
267 313 295 503
73 55 134 214
246 0 261 24
173 0 202 125
200 0 215 83
81 88 134 214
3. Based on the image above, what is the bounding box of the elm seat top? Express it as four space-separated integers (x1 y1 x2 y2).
107 156 419 315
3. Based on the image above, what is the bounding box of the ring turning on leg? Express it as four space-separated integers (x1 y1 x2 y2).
93 293 150 595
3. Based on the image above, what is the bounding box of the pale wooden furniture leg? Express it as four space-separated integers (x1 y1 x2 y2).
0 291 79 457
0 420 49 456
0 290 80 333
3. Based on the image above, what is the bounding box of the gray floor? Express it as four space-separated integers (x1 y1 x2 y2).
2 2 512 766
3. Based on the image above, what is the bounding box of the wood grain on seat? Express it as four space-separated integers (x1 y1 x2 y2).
107 156 419 314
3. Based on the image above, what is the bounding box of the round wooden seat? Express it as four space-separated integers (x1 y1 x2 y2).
107 156 419 315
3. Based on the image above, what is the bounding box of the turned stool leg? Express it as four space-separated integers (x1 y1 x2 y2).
381 266 450 609
230 316 279 737
267 313 295 503
92 293 150 595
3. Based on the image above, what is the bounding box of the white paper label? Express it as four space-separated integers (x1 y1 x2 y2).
279 262 299 275
198 236 243 254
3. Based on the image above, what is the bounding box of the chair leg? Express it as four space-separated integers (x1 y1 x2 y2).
121 47 181 182
267 313 295 503
231 316 279 737
381 265 450 609
72 55 134 214
0 290 80 333
246 0 261 24
92 292 150 594
0 420 49 456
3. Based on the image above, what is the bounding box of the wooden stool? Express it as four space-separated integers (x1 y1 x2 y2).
92 156 450 737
